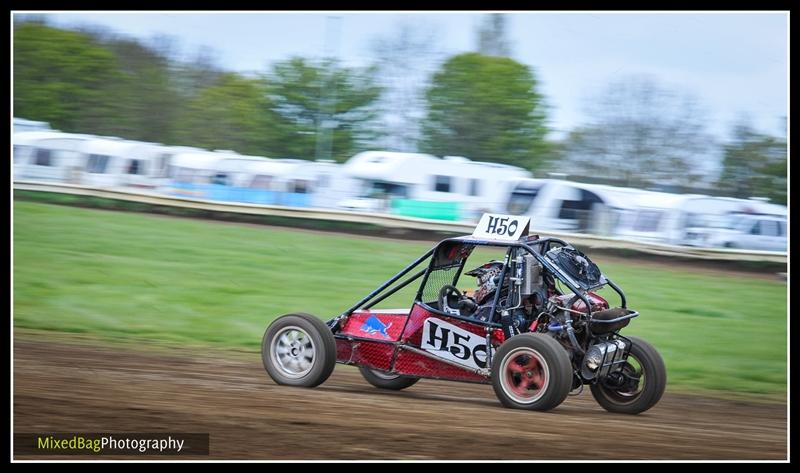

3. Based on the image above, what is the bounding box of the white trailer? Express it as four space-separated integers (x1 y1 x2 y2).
276 159 358 208
207 156 356 208
163 150 226 198
505 178 655 236
14 117 52 134
338 151 531 220
614 193 777 246
692 198 787 250
13 131 94 183
78 137 172 188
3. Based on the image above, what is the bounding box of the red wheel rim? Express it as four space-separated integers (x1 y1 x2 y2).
500 347 549 404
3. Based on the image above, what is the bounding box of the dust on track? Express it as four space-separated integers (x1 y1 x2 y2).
13 333 787 460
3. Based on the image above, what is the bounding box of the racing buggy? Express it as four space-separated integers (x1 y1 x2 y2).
261 214 666 413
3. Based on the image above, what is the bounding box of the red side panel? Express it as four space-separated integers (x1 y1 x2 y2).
336 304 490 383
335 339 353 363
393 349 489 383
335 339 395 371
393 303 491 383
339 310 407 341
401 303 486 345
336 310 406 370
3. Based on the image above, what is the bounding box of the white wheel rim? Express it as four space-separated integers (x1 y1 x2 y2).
270 326 316 379
499 347 550 404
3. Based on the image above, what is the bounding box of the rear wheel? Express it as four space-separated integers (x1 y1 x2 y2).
590 336 666 414
491 333 573 411
261 313 336 388
359 367 419 390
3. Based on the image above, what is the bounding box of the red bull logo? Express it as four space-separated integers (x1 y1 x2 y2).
360 316 392 338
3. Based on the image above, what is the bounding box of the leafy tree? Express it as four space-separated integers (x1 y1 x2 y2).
173 73 277 156
171 46 226 102
420 52 549 170
266 57 382 161
560 76 713 188
718 122 787 205
13 21 124 133
103 37 181 143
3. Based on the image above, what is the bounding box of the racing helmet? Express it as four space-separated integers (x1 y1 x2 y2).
465 260 505 304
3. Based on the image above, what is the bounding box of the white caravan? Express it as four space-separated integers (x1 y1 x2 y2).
208 156 357 208
338 151 531 220
276 159 358 208
13 117 52 134
505 178 655 236
13 131 94 183
166 150 225 184
79 137 171 188
700 199 787 251
614 194 779 246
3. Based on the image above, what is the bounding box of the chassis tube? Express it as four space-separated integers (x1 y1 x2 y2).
363 269 426 310
341 247 435 317
605 278 627 309
491 248 514 338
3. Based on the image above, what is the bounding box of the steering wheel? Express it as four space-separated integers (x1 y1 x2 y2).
438 285 477 316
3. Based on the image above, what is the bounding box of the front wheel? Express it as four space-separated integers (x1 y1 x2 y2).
590 336 666 414
359 367 420 390
261 313 337 388
491 333 573 411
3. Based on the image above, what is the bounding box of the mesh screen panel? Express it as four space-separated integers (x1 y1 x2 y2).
420 264 461 304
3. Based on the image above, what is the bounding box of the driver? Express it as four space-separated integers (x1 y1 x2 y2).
462 261 505 322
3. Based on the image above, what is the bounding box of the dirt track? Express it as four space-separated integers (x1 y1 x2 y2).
13 333 787 460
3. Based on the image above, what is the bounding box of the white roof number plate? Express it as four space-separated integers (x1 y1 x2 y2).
472 213 530 241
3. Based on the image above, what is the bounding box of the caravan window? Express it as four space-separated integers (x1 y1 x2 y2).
126 159 145 175
507 184 541 214
250 175 273 190
776 220 786 237
557 190 603 231
87 154 110 173
632 210 664 232
292 180 312 194
365 181 409 199
468 178 481 196
33 148 53 166
433 175 452 193
211 173 230 186
758 220 780 237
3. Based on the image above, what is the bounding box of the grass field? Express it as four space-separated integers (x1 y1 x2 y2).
13 202 787 398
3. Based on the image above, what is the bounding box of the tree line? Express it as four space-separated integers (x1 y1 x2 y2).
13 17 786 204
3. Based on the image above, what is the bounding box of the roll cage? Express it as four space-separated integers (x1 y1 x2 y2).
328 234 631 339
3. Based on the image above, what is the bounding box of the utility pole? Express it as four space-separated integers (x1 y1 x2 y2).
315 16 342 162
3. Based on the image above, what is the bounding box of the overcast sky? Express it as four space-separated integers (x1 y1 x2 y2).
20 11 788 141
